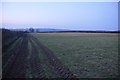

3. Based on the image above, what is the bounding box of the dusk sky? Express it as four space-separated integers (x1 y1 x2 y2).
1 0 119 31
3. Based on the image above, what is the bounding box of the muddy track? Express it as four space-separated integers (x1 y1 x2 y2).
3 33 78 79
28 36 46 78
3 34 28 78
2 37 23 70
2 36 19 52
29 35 78 79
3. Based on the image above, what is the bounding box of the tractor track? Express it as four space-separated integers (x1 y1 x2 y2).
29 35 78 79
3 33 78 79
28 36 46 78
2 37 23 71
3 34 28 78
3 36 20 52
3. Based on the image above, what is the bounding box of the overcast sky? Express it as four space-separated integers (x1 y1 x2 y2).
1 1 118 31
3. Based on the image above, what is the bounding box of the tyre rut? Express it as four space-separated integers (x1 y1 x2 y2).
30 35 78 79
3 33 78 79
28 36 46 78
3 34 28 78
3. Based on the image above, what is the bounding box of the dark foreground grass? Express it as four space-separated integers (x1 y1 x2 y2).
31 33 118 78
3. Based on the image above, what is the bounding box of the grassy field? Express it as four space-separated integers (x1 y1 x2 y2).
31 33 118 78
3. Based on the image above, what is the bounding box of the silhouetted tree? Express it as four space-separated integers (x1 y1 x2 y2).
29 28 34 32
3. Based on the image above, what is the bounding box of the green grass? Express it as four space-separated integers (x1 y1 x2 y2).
31 33 118 78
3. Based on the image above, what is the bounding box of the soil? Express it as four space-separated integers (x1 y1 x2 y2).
2 33 78 79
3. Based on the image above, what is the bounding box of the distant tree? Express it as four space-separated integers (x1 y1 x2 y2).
29 28 34 32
